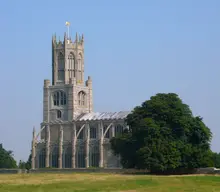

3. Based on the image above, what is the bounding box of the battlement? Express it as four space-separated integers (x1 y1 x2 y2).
52 32 84 49
51 30 85 86
48 23 93 118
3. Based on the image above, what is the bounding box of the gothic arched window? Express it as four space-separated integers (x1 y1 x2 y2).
58 52 64 69
90 126 97 139
115 124 124 137
78 54 82 71
58 52 64 81
64 146 72 168
52 147 59 168
68 53 75 78
104 125 110 138
53 91 67 106
78 54 82 81
76 126 84 140
38 148 46 168
57 110 62 118
78 91 86 106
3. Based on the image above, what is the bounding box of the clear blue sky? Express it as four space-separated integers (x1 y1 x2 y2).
0 0 220 162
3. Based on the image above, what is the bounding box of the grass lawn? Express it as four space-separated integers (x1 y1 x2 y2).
0 173 219 192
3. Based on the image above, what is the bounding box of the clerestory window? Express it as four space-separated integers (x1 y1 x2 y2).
90 127 97 139
68 53 75 78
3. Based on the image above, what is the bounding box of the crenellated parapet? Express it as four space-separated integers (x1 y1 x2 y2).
52 32 85 85
52 33 84 50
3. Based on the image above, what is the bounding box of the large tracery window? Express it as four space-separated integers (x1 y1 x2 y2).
52 147 59 168
53 91 67 106
64 146 72 168
78 91 86 106
38 148 46 168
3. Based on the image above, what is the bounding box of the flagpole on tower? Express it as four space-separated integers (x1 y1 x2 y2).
65 21 70 39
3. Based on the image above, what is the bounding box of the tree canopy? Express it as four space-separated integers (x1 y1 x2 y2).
110 93 213 173
0 144 17 168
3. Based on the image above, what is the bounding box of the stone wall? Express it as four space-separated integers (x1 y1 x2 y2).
26 167 220 175
28 168 139 174
0 169 27 174
26 168 220 174
2 167 220 175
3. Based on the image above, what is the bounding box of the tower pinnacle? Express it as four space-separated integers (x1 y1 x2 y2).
75 32 78 43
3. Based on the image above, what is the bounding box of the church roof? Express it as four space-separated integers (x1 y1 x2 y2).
75 111 131 121
44 111 131 125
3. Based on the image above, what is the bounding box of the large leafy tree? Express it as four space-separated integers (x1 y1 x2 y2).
0 144 17 168
110 93 213 173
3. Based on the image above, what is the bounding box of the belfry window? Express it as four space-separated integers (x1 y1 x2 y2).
78 54 82 81
58 52 65 81
78 91 86 106
53 91 67 106
68 53 75 69
78 54 82 71
68 53 75 78
57 110 62 118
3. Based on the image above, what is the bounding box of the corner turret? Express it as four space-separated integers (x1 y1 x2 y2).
86 76 92 88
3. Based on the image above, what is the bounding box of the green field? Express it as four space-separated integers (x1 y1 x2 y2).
0 173 219 192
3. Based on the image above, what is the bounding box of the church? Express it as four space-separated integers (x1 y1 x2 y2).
31 25 130 169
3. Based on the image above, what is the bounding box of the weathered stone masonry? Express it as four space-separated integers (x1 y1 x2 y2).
32 116 128 168
31 28 130 169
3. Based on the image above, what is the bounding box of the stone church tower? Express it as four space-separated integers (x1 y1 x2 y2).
43 32 93 122
31 26 129 169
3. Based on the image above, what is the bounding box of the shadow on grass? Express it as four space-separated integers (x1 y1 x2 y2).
121 168 199 176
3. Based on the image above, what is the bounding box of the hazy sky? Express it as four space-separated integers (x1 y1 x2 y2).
0 0 220 162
